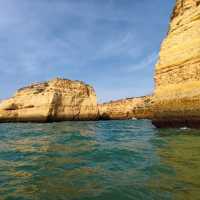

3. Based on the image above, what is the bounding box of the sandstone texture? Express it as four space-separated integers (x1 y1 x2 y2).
0 78 99 122
98 96 153 120
153 0 200 127
1 0 199 125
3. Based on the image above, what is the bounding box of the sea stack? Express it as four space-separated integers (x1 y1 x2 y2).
0 78 99 122
152 0 200 127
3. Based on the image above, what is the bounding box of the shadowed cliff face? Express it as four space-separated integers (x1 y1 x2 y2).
0 78 99 122
153 0 200 127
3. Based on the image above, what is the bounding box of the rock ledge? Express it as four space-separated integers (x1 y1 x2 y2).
0 78 99 122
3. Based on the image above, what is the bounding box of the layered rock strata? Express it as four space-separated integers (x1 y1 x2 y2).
0 78 99 122
153 0 200 127
98 96 153 120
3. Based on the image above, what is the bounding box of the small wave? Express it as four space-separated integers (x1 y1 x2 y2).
180 127 190 130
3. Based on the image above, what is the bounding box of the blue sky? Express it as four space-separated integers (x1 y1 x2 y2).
0 0 175 102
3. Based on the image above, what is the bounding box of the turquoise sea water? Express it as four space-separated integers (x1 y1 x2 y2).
0 120 200 200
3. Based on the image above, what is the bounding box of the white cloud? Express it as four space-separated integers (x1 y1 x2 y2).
125 51 158 72
0 0 173 101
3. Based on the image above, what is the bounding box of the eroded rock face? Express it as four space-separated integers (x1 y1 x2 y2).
153 0 200 127
0 78 99 122
98 96 153 120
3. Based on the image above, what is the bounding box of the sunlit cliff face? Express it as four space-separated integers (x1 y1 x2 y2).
172 0 200 19
155 0 200 89
0 78 99 122
152 0 200 127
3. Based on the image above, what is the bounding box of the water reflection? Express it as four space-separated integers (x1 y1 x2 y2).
149 128 200 200
0 122 100 199
0 121 199 200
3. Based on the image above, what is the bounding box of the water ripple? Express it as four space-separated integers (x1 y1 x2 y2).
0 120 199 199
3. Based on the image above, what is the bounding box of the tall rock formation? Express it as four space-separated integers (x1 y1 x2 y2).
98 96 153 120
0 78 99 122
153 0 200 127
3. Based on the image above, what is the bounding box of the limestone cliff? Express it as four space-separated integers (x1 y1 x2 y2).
0 78 99 122
98 96 153 120
153 0 200 127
